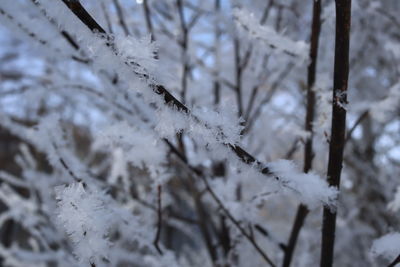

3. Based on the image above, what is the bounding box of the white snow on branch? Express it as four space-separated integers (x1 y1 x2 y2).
371 233 400 261
113 34 158 76
268 160 338 209
233 8 309 62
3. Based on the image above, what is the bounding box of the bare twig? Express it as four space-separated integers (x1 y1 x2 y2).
201 174 276 267
153 185 163 255
163 140 276 266
345 110 369 144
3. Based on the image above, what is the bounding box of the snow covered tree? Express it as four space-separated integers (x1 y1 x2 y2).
0 0 399 266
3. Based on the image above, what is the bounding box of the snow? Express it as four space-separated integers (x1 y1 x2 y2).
55 182 113 267
233 8 309 63
93 121 167 181
0 0 398 266
371 233 400 261
268 160 338 209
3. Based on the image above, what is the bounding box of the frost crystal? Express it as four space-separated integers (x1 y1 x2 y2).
55 183 114 266
233 8 309 62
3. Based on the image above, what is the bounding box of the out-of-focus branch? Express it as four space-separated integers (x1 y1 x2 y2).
113 0 130 35
142 0 155 41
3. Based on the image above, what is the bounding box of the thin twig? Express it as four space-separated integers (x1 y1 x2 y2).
201 175 276 267
345 110 369 144
153 185 163 255
163 140 276 267
113 0 130 35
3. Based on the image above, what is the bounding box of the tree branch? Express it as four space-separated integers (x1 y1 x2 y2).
320 0 352 266
282 1 321 266
58 0 278 186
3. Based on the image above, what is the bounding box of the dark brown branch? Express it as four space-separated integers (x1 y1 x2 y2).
320 0 352 266
61 0 107 33
388 253 400 267
234 38 243 117
153 185 163 255
213 0 221 106
282 1 321 266
345 110 369 144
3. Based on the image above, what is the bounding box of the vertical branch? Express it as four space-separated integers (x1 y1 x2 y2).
177 0 189 103
142 0 155 41
192 191 218 263
320 0 351 266
101 2 113 34
153 184 163 255
213 0 221 106
113 0 130 35
233 38 243 117
282 1 321 266
176 0 189 156
260 0 274 24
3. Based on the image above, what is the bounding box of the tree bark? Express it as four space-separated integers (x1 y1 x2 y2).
320 0 352 266
282 1 321 266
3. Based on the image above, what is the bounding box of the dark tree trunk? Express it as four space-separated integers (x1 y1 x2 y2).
320 0 352 266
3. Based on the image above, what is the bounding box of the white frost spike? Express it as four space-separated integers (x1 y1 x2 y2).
269 160 338 209
371 233 400 260
233 8 309 63
113 34 158 76
55 183 114 267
